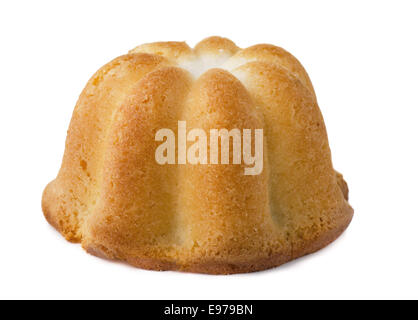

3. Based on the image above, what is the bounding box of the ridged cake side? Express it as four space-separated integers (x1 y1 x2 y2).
42 36 353 274
42 53 171 241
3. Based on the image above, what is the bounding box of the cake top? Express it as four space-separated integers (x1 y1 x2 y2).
129 36 314 96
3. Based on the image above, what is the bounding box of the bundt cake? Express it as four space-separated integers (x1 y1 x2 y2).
42 36 353 274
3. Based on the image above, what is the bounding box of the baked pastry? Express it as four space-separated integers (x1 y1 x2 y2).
42 36 353 274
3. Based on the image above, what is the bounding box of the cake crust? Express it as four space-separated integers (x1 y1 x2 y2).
42 37 354 274
83 204 352 274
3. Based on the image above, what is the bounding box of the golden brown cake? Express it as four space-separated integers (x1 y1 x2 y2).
42 36 353 274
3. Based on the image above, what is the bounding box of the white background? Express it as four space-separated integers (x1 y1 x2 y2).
1 0 417 300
